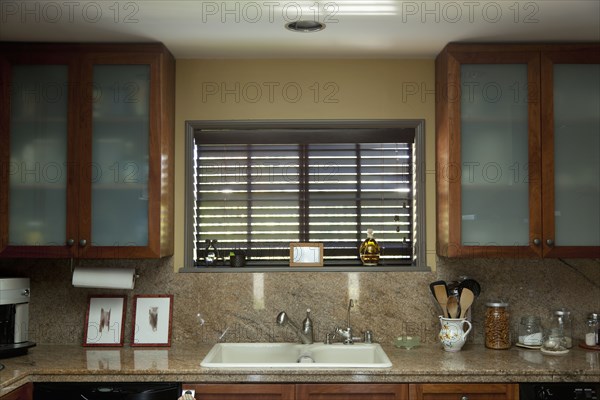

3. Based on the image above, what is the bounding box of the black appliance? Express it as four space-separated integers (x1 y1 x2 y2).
520 383 600 400
34 382 182 400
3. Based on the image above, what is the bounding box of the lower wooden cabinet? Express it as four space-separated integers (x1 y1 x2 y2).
409 383 519 400
183 383 408 400
0 384 32 400
297 384 408 399
2 382 519 400
182 384 295 400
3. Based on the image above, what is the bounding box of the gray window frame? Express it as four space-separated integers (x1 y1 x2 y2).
181 119 428 272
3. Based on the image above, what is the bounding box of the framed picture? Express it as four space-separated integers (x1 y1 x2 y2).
131 295 173 347
83 295 127 347
289 242 324 267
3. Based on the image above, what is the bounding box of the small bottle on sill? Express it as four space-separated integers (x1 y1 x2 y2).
204 239 219 267
359 228 381 266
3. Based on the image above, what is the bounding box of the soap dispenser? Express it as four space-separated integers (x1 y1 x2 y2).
302 309 314 343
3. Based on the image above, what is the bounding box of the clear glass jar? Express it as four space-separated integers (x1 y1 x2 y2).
485 301 511 349
554 308 573 348
542 326 568 353
518 316 543 346
586 313 599 347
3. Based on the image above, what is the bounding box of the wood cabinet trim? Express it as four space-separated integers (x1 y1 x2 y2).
297 383 408 398
183 383 295 399
0 383 33 400
410 383 519 400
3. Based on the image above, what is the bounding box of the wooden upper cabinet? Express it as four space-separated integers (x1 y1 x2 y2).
0 43 174 259
436 43 600 258
539 48 600 258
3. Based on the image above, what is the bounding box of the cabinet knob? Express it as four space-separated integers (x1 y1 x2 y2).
181 390 196 400
532 238 541 246
546 239 554 246
79 239 87 247
461 396 469 400
67 239 75 246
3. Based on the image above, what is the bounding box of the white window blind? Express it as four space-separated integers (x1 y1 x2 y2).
192 127 416 267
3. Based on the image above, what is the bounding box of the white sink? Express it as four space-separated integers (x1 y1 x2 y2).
200 342 392 368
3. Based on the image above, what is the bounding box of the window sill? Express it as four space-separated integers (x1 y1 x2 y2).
178 265 431 273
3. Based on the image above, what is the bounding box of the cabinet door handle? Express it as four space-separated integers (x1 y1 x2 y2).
79 239 87 247
67 239 75 246
180 390 196 400
546 239 554 246
461 396 469 400
532 238 541 246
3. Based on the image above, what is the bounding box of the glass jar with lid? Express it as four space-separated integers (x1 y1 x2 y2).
542 326 569 353
586 313 599 347
518 316 543 347
553 308 573 348
485 301 511 349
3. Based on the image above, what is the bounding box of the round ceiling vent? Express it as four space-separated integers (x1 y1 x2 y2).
285 20 326 32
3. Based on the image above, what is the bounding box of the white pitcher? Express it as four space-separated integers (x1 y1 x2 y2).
438 316 472 352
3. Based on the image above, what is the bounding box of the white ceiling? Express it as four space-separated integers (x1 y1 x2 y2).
0 1 598 58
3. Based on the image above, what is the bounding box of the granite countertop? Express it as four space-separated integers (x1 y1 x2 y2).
1 343 599 395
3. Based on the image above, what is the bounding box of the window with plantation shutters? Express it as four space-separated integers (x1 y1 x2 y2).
185 121 425 269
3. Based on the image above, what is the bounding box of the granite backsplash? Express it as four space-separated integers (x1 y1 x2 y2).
0 257 598 347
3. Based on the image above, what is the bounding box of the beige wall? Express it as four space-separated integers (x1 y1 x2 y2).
174 59 437 269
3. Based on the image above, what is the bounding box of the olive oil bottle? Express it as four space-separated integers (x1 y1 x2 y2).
359 228 381 265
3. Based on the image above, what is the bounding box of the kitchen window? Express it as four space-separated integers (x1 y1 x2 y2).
183 120 426 271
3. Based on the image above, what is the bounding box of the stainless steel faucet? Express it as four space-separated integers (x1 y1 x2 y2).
276 309 314 344
335 299 355 344
326 299 374 345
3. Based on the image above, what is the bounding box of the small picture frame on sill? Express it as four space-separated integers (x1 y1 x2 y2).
131 295 173 347
289 242 324 267
83 295 127 347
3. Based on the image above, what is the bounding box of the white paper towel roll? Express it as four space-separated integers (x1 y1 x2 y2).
72 267 136 289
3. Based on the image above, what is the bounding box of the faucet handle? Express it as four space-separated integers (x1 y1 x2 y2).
363 330 373 344
325 332 335 344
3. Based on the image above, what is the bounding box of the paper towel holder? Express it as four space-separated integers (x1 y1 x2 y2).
72 267 139 290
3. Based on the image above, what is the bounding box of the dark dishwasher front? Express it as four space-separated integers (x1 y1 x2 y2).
34 382 181 400
520 382 600 400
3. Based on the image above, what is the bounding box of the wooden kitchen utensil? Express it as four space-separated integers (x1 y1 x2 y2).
447 296 459 318
430 281 449 318
459 288 475 319
458 278 481 298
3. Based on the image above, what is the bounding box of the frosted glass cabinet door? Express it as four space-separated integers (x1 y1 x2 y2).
460 64 530 246
8 65 68 246
90 65 150 247
552 64 600 246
